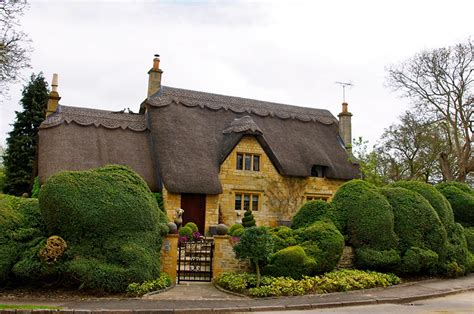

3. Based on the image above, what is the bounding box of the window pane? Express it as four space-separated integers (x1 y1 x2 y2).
243 194 250 210
244 154 251 170
253 155 260 171
252 195 259 211
236 153 243 170
235 194 242 210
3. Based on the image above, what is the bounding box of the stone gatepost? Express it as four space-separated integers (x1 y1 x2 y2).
212 235 250 279
160 234 178 283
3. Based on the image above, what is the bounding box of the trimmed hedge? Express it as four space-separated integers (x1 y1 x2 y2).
391 181 454 230
380 187 447 263
0 194 47 284
331 180 398 250
400 247 438 274
270 226 298 252
291 200 333 229
436 182 474 227
263 246 316 279
465 227 474 253
295 221 344 273
355 248 401 272
38 165 169 292
228 224 244 237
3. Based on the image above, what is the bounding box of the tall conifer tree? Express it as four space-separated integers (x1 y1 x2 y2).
3 73 49 195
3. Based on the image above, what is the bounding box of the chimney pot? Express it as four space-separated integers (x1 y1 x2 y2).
51 73 58 92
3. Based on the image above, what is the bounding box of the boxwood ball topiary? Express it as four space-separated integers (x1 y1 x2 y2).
263 245 316 279
436 182 474 227
38 165 169 292
184 222 199 233
291 200 333 230
179 226 193 237
331 180 398 250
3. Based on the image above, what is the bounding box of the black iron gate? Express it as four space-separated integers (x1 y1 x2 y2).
177 238 214 283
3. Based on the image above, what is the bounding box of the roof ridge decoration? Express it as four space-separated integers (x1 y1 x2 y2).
40 105 148 132
148 86 337 125
223 115 263 135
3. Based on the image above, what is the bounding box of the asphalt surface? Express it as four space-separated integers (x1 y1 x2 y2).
0 274 473 313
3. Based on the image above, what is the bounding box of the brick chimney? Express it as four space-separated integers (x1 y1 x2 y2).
46 73 61 117
147 54 163 97
338 102 352 154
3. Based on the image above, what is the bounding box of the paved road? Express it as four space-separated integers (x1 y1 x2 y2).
254 291 474 313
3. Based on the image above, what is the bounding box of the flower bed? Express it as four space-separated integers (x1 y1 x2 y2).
126 272 173 296
214 269 400 297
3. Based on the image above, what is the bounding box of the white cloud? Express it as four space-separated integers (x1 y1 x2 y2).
1 0 473 148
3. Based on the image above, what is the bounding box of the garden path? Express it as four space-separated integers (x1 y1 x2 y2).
144 282 246 300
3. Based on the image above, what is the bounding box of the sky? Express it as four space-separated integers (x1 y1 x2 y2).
1 0 473 148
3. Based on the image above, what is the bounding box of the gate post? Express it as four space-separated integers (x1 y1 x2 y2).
160 234 179 283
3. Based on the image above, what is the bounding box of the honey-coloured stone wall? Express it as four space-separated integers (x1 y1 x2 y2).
213 235 250 278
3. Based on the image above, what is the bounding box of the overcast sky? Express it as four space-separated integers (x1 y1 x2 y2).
1 0 473 148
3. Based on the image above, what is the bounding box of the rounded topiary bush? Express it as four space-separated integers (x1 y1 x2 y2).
263 246 316 279
331 180 397 250
291 200 333 229
228 224 244 236
39 165 167 241
391 181 468 275
295 221 344 273
391 181 454 230
0 194 47 285
38 165 169 292
355 247 401 272
400 247 438 274
436 182 474 227
179 226 193 237
465 227 474 253
380 187 447 262
270 226 298 252
184 222 199 233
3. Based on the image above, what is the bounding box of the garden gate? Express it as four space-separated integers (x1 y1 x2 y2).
177 238 214 283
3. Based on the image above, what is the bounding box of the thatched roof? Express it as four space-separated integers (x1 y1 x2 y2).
146 86 359 194
38 106 159 191
38 86 359 194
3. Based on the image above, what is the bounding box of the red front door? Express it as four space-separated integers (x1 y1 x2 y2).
180 193 206 233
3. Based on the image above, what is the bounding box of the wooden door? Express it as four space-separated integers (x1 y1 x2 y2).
181 193 206 233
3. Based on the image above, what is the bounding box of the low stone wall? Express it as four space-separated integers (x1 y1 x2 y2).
213 235 250 278
337 246 355 269
160 234 178 282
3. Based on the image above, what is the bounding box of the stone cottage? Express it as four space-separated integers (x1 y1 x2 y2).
38 56 359 233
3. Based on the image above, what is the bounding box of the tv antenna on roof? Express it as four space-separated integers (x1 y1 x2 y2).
335 81 354 102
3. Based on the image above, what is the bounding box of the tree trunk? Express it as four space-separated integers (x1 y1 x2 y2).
439 152 454 181
255 260 261 288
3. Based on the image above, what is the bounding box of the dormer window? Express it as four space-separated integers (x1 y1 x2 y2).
237 153 260 171
311 165 325 178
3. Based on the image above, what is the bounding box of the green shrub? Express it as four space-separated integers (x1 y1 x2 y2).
184 222 198 233
228 224 244 236
331 180 397 250
263 246 316 279
0 194 47 284
291 200 333 229
39 165 168 292
233 226 274 287
444 223 469 274
214 270 400 297
270 226 298 252
39 165 167 241
179 226 193 237
381 187 447 263
127 272 172 296
400 247 438 274
242 209 256 228
464 227 474 253
437 182 474 227
445 261 465 278
30 177 40 198
467 252 474 273
296 221 344 273
355 247 401 272
233 228 245 237
392 181 454 230
153 192 165 213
